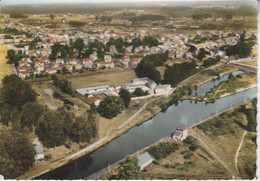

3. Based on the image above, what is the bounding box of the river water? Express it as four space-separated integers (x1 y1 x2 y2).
191 70 244 96
37 71 256 179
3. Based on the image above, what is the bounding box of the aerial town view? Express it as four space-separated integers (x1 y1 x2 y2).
0 0 258 180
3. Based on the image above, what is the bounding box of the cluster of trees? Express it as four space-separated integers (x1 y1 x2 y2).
51 75 74 96
164 61 197 86
6 49 23 66
130 14 166 22
221 31 256 59
98 89 134 119
183 136 199 151
9 13 28 19
162 7 256 19
132 88 149 97
68 21 85 27
202 56 220 68
135 61 161 84
116 156 139 179
36 106 97 147
97 16 113 22
192 13 211 20
148 142 179 160
0 75 41 178
197 48 210 61
0 131 36 179
0 28 31 37
141 52 168 67
48 36 160 62
240 98 257 132
135 52 168 84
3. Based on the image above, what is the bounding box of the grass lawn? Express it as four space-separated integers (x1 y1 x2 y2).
206 72 256 101
189 101 254 177
0 45 13 85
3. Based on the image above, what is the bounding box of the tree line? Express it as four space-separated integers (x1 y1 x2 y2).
0 75 97 178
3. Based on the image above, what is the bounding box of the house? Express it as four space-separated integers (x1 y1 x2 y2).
69 58 78 65
97 61 115 69
132 77 157 89
18 60 28 67
19 71 30 79
88 96 101 106
172 125 188 142
131 58 141 66
121 85 151 93
155 84 171 94
44 67 60 74
104 55 112 62
34 145 45 162
137 152 154 171
82 58 94 68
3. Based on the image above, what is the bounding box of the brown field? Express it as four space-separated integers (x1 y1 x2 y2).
189 101 253 177
138 141 231 180
0 45 13 85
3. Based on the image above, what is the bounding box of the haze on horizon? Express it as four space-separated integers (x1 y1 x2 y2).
1 0 256 5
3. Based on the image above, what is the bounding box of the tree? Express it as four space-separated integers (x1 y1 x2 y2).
246 109 256 132
98 96 124 119
21 102 45 131
117 156 140 179
0 131 35 178
119 89 131 108
6 50 21 66
132 88 148 97
50 14 55 20
36 111 67 148
70 116 91 143
142 36 159 47
135 61 161 84
1 75 37 110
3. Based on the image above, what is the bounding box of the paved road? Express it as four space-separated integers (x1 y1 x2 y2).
235 130 247 175
190 134 238 179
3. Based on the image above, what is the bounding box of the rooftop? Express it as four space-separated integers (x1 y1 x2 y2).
137 152 154 168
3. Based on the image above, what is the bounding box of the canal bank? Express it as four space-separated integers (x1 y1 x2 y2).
35 84 257 179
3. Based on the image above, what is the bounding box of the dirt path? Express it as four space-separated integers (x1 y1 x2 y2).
190 134 238 179
235 130 247 175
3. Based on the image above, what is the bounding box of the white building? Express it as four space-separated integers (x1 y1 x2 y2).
34 145 45 162
137 152 154 171
172 125 188 142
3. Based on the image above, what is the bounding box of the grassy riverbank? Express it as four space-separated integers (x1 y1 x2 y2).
103 100 256 180
189 100 256 179
19 62 253 179
206 72 256 102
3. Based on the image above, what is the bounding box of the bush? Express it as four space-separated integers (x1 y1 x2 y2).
98 96 125 119
148 142 178 160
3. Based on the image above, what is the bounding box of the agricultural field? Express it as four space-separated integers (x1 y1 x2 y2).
0 45 13 85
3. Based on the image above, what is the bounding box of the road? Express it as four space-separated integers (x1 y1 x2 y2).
235 130 247 175
190 134 238 179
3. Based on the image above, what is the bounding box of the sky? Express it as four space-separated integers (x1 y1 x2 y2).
1 0 256 5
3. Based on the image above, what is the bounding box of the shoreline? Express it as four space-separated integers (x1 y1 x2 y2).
93 99 253 180
24 68 252 180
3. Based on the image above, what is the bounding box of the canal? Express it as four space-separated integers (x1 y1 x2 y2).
37 71 256 179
